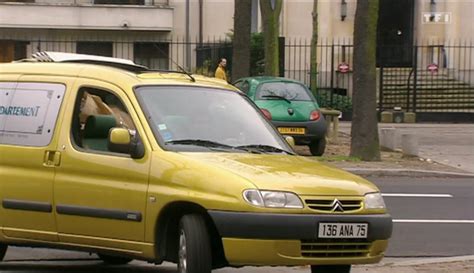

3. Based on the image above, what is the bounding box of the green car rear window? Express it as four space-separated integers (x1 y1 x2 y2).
256 82 312 101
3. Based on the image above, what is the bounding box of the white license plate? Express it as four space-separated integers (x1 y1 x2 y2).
318 223 368 238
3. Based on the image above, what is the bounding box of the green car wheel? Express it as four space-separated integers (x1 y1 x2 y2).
309 138 326 156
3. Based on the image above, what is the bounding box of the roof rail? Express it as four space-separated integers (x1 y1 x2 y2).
31 51 148 73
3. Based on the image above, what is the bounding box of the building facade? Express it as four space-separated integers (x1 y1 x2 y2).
1 0 473 66
1 0 473 120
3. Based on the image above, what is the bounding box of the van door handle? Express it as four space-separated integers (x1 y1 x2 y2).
43 151 61 167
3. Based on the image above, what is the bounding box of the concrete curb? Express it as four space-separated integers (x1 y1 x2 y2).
342 168 474 178
374 255 474 267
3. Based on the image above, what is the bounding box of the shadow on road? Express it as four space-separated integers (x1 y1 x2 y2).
0 260 178 273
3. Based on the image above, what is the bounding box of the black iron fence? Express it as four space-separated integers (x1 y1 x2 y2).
378 42 474 121
284 39 353 115
1 35 473 121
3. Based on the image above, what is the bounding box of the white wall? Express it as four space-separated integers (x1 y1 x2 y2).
0 3 173 31
169 0 234 40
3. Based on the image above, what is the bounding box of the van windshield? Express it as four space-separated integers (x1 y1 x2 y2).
135 86 293 154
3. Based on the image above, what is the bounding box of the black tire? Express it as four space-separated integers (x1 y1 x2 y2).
309 137 327 156
97 253 133 265
311 265 351 273
178 214 212 273
0 244 7 261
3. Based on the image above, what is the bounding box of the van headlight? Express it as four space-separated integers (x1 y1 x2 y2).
364 192 386 209
243 189 303 208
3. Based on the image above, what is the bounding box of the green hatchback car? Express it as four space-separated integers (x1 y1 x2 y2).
234 77 327 156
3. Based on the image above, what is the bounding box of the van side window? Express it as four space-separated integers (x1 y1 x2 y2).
71 87 135 154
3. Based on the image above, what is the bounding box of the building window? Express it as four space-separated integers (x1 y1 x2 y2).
14 41 28 60
0 41 29 63
0 0 35 2
134 43 169 70
94 0 145 4
77 42 113 57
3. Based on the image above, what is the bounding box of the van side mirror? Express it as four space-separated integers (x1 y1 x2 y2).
109 127 131 145
130 133 145 159
285 136 295 149
109 128 145 159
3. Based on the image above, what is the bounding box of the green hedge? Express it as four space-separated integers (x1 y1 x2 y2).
314 89 352 113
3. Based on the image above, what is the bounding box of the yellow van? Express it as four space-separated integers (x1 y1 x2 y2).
0 52 391 273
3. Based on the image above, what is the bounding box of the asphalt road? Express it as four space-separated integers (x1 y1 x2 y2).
373 176 474 257
0 176 473 273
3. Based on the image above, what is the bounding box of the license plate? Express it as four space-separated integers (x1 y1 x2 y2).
318 223 368 238
278 127 306 135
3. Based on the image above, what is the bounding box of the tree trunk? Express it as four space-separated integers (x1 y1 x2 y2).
310 0 318 94
260 0 283 76
232 0 252 81
350 0 381 161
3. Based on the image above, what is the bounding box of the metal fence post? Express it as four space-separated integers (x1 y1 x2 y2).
330 43 335 108
406 68 413 112
412 45 418 113
379 66 384 113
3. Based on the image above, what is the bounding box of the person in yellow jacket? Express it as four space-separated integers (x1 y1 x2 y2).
214 58 228 82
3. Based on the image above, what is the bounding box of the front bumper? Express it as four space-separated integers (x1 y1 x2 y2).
221 238 388 266
209 211 392 266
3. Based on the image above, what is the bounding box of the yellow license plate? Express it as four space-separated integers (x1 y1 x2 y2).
278 127 306 135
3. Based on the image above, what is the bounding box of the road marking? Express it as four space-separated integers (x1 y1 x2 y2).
394 219 474 224
382 193 453 198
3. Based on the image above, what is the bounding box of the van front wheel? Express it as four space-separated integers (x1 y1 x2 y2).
178 214 212 273
0 244 7 261
311 265 351 273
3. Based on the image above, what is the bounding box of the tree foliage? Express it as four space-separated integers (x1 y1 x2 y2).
350 0 381 161
250 33 265 76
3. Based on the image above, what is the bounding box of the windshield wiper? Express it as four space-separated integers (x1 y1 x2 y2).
166 140 294 155
234 144 295 155
262 95 291 104
165 139 234 150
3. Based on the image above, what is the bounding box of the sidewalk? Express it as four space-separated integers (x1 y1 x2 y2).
3 247 474 273
352 256 474 273
318 122 474 177
214 256 474 272
339 122 474 172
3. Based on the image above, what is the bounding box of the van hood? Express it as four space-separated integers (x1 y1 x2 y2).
180 152 378 196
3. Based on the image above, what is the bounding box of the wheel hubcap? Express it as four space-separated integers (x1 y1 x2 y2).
178 230 187 273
